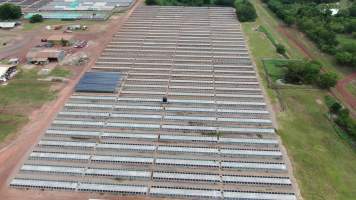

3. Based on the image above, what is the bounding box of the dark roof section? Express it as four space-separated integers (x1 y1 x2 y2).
75 72 121 93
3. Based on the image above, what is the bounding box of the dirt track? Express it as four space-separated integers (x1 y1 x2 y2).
0 1 143 199
336 73 356 109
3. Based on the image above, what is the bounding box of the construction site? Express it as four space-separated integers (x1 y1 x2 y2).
8 5 298 200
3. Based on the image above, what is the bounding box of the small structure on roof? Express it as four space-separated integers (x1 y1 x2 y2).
0 64 17 83
0 22 16 29
47 34 75 46
75 72 121 93
26 49 65 65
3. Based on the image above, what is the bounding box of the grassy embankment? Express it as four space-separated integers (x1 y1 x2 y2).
243 1 356 199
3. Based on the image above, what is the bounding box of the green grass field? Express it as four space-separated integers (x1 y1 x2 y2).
242 1 356 199
263 59 290 82
0 69 55 142
49 68 72 77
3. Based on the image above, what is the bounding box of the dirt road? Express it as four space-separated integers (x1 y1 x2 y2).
0 1 143 199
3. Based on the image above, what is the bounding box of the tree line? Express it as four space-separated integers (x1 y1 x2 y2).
146 0 257 22
262 0 356 67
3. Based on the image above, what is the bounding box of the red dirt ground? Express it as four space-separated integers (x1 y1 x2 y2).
0 1 145 199
336 73 356 109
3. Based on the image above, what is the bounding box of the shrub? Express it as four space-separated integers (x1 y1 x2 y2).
0 3 21 20
235 0 257 22
325 95 342 114
276 43 286 55
29 14 43 23
335 51 353 65
317 72 338 89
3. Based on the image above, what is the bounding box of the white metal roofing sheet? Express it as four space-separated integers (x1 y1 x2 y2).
158 146 218 154
219 137 279 145
79 183 148 193
10 179 77 189
58 111 110 117
21 165 84 174
97 143 155 151
65 103 113 108
30 152 90 160
70 96 116 100
106 123 160 129
159 135 217 142
39 140 96 148
53 120 105 126
150 187 222 197
156 158 219 167
153 172 220 182
46 129 101 137
221 162 286 170
111 113 162 119
219 127 275 134
85 168 151 178
222 175 291 185
221 149 282 157
91 155 154 163
223 191 296 200
101 132 157 139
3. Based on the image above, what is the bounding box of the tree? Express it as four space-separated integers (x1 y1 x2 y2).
324 95 342 114
29 14 43 23
335 51 353 65
283 60 321 84
0 3 21 20
349 3 356 17
145 0 157 5
214 0 234 6
235 0 257 22
317 72 338 89
276 43 286 55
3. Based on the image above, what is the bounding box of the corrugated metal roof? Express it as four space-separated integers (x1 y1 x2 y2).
30 152 90 160
78 183 147 193
85 168 151 178
223 191 296 200
156 158 219 167
97 143 155 151
46 129 101 137
150 187 222 197
39 140 96 148
102 132 157 139
21 165 84 174
159 135 218 142
221 161 286 170
91 155 154 163
222 175 292 185
153 172 220 182
75 72 121 93
10 179 77 189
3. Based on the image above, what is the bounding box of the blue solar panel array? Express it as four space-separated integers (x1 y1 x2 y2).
75 72 121 93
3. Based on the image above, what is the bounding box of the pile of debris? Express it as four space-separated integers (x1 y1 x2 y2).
61 52 89 66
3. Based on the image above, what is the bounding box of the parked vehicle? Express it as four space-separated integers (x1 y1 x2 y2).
74 40 88 48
